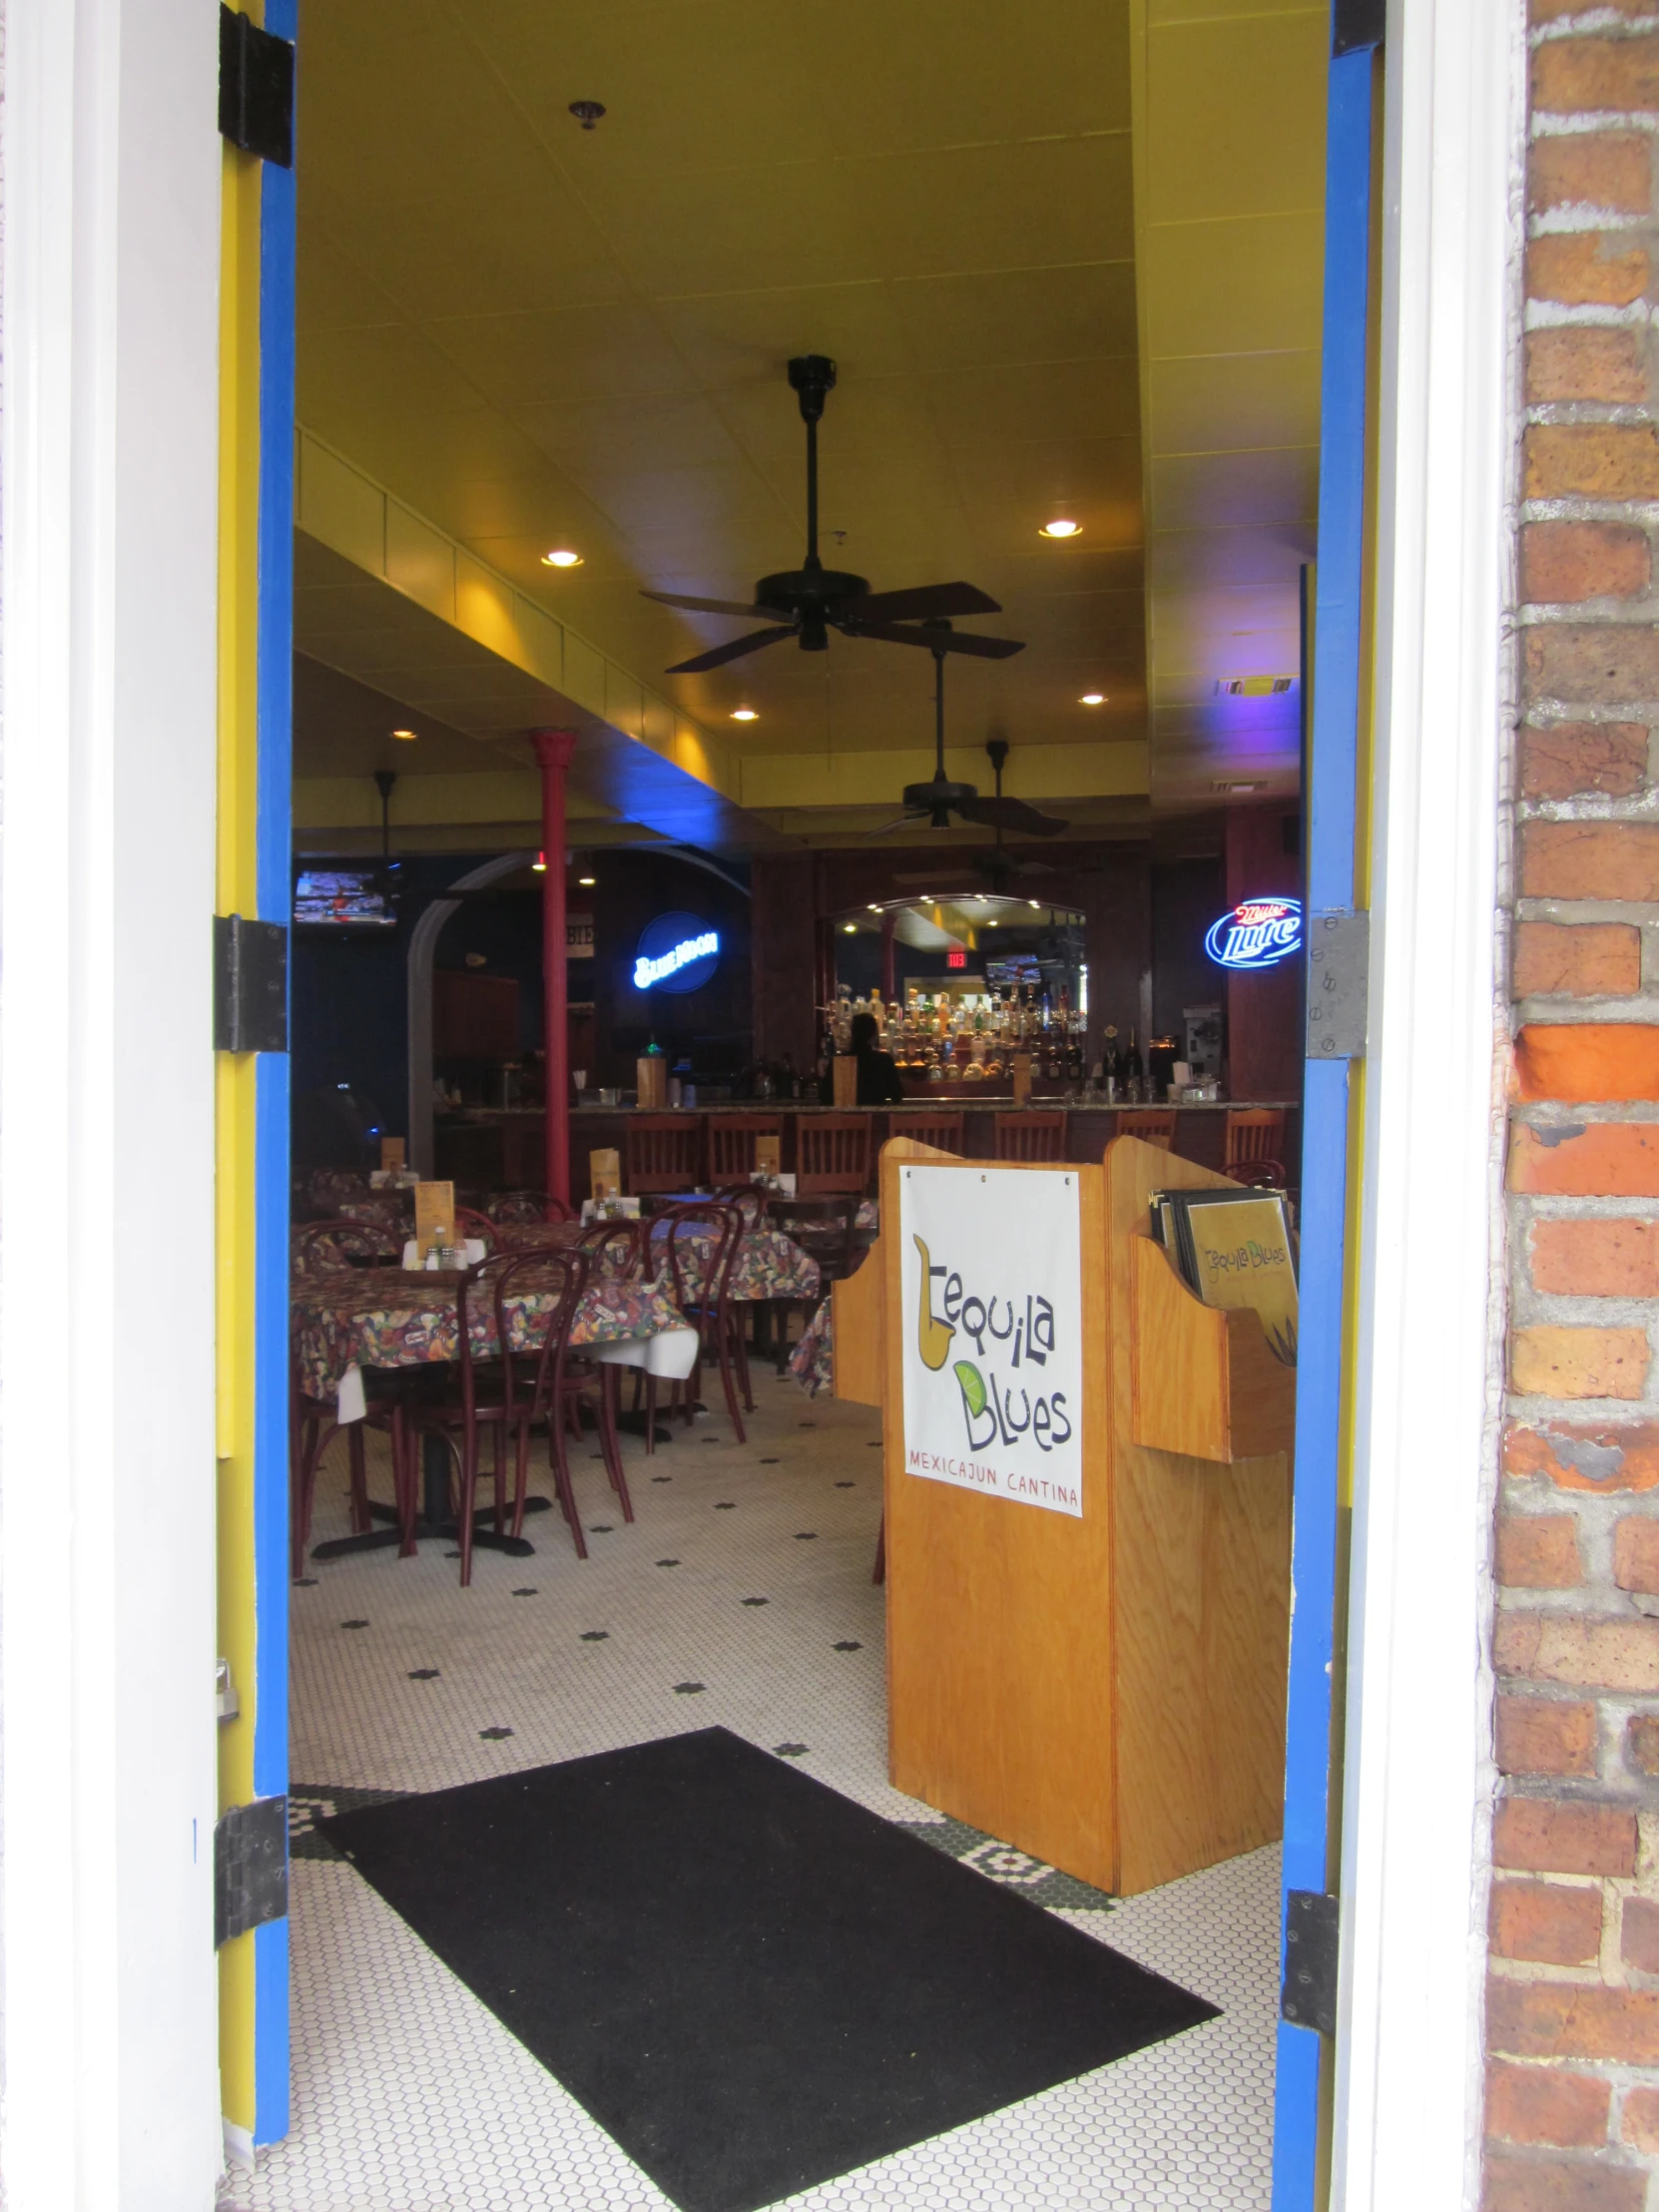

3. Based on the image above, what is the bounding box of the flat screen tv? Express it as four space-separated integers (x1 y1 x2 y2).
293 868 398 929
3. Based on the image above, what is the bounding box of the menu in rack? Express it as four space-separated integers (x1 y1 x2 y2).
413 1180 456 1262
1153 1187 1298 1367
380 1135 406 1173
590 1147 621 1202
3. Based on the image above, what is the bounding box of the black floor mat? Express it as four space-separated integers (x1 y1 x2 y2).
317 1726 1218 2212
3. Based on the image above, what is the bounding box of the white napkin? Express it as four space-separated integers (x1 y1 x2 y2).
588 1325 700 1381
336 1367 367 1424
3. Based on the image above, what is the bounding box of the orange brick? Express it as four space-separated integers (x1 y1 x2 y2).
1627 1714 1659 1775
1522 822 1659 901
1510 1326 1649 1398
1621 2083 1659 2151
1489 1974 1659 2064
1519 725 1648 802
1494 1798 1638 1877
1514 924 1642 1000
1495 1609 1659 1692
1496 1695 1598 1777
1524 627 1659 708
1509 1124 1659 1197
1522 523 1651 606
1506 1417 1659 1492
1515 1027 1659 1105
1484 2151 1645 2212
1534 36 1659 118
1528 234 1651 307
1487 2058 1610 2149
1498 1515 1587 1588
1491 1875 1605 1963
1526 327 1647 406
1623 1895 1659 1971
1529 132 1652 215
1532 1218 1659 1298
1614 1514 1659 1591
1526 423 1659 501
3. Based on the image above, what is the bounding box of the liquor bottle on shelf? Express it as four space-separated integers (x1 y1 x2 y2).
1125 1027 1145 1103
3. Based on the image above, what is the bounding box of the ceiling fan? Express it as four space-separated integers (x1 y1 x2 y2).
871 631 1069 838
641 355 1026 675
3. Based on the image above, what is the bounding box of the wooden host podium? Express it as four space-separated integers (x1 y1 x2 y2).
832 1135 1293 1898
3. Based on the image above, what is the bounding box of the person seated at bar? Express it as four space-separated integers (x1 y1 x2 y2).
848 1009 905 1106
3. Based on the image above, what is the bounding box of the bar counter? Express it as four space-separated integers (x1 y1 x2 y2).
434 1098 1302 1194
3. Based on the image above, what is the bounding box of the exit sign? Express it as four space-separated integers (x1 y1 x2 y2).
947 947 966 969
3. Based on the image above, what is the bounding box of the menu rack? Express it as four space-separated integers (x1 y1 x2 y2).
1129 1234 1296 1463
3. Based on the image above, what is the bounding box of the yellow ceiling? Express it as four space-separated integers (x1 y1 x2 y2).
293 0 1325 842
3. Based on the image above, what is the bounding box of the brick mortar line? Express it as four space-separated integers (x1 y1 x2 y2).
1526 297 1657 324
1526 409 1659 427
1530 210 1659 233
1520 606 1659 626
1522 504 1659 528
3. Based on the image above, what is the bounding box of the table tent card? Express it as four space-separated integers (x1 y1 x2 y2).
589 1148 621 1202
413 1180 456 1262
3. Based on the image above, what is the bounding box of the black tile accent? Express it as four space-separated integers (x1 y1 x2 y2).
479 1727 514 1741
673 1682 706 1696
407 1668 440 1681
832 1641 862 1653
340 1619 368 1630
580 1631 610 1643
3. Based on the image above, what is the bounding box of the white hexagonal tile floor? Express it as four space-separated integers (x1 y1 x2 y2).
221 1379 1277 2212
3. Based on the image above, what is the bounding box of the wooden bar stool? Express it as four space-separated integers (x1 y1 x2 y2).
993 1110 1067 1163
896 1110 964 1154
1115 1109 1176 1151
1224 1108 1287 1187
707 1113 784 1185
796 1112 872 1195
626 1113 705 1196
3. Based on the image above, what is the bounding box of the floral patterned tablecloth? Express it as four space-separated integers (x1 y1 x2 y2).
494 1218 820 1306
790 1298 834 1397
292 1264 689 1405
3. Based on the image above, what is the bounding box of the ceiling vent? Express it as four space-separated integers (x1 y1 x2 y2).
1215 675 1294 697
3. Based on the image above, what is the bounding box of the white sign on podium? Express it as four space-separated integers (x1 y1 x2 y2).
897 1165 1084 1518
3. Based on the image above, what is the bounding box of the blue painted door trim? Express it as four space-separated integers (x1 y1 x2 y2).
1271 36 1376 2209
253 0 296 2145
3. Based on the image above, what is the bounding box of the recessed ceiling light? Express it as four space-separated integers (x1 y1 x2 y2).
542 548 583 569
391 727 417 741
986 918 998 927
1028 899 1041 909
731 708 758 722
1040 519 1081 540
531 852 547 872
578 874 597 886
842 922 856 934
867 903 881 912
1079 693 1106 707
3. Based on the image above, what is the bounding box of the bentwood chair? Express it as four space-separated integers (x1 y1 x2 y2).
491 1247 611 1566
1225 1108 1288 1188
993 1110 1068 1163
487 1189 574 1226
707 1113 784 1185
661 1200 747 1441
1116 1109 1177 1151
454 1206 500 1252
796 1113 871 1196
574 1219 652 1480
626 1114 705 1196
289 1220 416 1575
407 1251 529 1586
895 1110 964 1154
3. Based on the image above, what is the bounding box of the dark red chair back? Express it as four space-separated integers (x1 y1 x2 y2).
707 1114 783 1184
796 1113 871 1195
993 1111 1067 1163
291 1218 395 1275
490 1247 588 1435
487 1189 573 1225
626 1114 705 1194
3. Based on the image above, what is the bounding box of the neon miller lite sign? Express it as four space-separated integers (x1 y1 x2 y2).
1204 895 1303 971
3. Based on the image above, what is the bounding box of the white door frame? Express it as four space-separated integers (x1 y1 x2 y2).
1333 0 1522 2202
0 1 226 2205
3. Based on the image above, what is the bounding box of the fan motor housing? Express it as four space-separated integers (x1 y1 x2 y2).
755 567 868 613
902 777 978 815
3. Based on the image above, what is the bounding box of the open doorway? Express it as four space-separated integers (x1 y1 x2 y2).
235 0 1344 2204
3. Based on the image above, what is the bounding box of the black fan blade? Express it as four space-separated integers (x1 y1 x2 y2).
852 581 1001 623
955 795 1070 837
839 620 1026 661
643 589 782 621
665 624 798 675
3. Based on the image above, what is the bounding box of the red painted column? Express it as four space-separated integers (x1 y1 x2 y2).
531 729 579 1209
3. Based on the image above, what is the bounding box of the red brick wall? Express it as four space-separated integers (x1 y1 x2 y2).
1488 11 1659 2201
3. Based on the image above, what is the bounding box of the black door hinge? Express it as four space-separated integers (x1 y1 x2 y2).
1333 0 1384 57
215 1796 288 1947
219 5 294 167
215 914 288 1054
1281 1889 1340 2036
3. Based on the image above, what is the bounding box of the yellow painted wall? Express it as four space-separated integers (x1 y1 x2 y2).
217 124 264 2138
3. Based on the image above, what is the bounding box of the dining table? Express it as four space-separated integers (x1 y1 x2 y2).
292 1260 699 1561
494 1214 823 1308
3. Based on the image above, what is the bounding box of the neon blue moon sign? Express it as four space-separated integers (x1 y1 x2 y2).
1205 895 1303 971
633 911 721 993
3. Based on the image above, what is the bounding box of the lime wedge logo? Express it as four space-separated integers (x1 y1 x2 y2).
953 1361 987 1419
